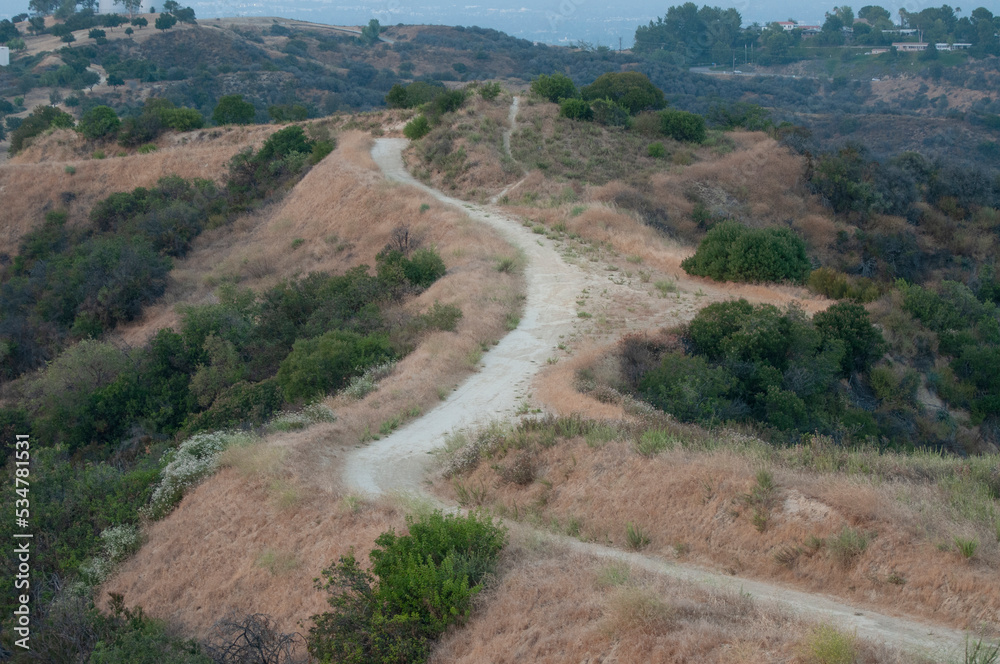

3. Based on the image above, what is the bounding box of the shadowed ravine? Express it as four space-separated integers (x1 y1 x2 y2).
342 133 973 661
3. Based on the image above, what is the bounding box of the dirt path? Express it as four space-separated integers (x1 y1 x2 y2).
344 137 602 495
489 95 527 205
344 136 973 661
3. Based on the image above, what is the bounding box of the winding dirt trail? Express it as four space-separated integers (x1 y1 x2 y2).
343 136 973 661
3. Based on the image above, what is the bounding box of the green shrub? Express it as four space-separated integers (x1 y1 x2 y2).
580 71 665 114
807 267 880 303
625 522 651 550
659 109 707 143
479 81 502 100
531 72 578 103
181 379 284 436
403 247 446 287
559 98 592 121
813 302 886 376
799 624 857 664
681 221 811 284
647 142 666 158
421 301 463 331
308 511 506 663
212 94 255 126
590 98 631 127
161 107 204 131
386 80 447 108
403 115 431 140
827 526 870 567
78 105 120 140
277 330 393 402
310 139 336 164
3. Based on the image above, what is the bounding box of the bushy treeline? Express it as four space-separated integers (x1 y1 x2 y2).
808 145 1000 222
309 511 506 663
633 299 889 443
531 70 708 142
0 125 331 381
900 280 1000 422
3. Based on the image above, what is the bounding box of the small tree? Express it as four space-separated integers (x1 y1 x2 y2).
131 16 147 29
61 32 76 45
107 73 125 88
78 105 121 139
559 98 592 121
358 18 381 45
212 94 255 125
88 28 106 39
155 13 177 30
125 26 133 36
659 109 707 143
531 72 577 102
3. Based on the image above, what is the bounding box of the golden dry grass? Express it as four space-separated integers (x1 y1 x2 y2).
0 124 278 251
101 460 406 648
430 535 919 663
436 435 1000 634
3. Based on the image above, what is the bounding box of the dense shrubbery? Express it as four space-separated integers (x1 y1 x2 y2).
0 177 227 379
8 105 75 153
385 80 447 108
808 267 881 303
636 299 886 441
308 511 506 663
900 280 1000 421
681 221 811 284
580 71 665 115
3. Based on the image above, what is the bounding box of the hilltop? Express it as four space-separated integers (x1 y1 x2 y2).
0 8 999 663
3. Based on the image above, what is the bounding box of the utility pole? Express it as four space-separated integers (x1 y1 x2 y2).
619 36 622 52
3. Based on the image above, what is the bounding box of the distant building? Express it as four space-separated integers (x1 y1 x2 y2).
776 21 796 31
97 0 154 15
936 43 971 50
882 28 918 36
869 48 889 54
0 46 8 67
893 42 928 51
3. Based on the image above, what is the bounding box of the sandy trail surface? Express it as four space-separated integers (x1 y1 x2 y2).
343 135 974 661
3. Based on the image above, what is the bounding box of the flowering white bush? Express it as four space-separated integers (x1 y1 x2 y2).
78 524 143 584
146 431 256 519
343 360 396 400
101 524 143 564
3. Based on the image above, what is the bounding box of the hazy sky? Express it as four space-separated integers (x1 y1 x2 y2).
3 0 999 46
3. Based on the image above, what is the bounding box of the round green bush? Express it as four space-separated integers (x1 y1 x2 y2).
681 221 811 284
403 115 431 140
559 98 592 121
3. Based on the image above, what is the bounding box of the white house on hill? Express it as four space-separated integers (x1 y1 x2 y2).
0 46 9 67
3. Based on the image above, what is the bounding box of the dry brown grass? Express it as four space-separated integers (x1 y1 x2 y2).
403 95 521 201
0 124 278 252
100 460 406 650
437 435 1000 634
430 535 919 663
